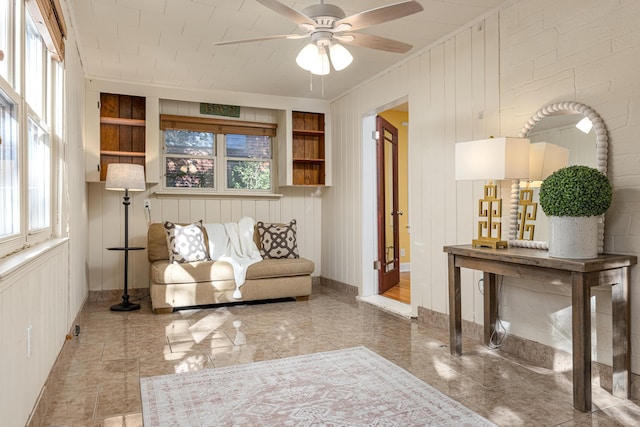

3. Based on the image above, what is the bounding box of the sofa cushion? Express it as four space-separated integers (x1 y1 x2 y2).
150 258 315 285
164 220 209 263
246 257 314 279
151 260 236 285
257 220 299 259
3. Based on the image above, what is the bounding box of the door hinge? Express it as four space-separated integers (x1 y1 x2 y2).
372 130 380 141
373 260 381 270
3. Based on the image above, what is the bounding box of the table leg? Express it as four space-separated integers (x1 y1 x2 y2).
572 272 591 412
483 272 497 348
612 267 630 399
448 253 462 356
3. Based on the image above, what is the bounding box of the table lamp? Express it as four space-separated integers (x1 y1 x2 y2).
105 163 146 311
455 137 530 248
517 142 570 240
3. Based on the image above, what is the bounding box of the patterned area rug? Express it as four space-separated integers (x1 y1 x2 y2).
140 346 495 426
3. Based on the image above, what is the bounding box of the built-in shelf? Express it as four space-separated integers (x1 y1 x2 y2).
99 93 146 181
292 111 325 186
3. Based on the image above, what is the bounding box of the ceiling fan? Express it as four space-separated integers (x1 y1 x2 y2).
213 0 424 75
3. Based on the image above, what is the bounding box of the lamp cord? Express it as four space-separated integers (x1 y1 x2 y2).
478 276 507 349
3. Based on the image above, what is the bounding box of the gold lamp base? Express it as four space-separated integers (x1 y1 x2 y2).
473 182 508 249
472 237 508 249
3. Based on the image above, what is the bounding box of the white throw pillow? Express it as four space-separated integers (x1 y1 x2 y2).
164 220 208 263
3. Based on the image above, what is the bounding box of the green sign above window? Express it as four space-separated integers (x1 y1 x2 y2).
200 103 241 118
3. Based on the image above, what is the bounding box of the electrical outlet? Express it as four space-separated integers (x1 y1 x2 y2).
143 199 151 209
400 248 406 257
27 325 32 358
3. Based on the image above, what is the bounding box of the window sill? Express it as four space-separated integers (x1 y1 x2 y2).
153 191 283 199
0 238 69 282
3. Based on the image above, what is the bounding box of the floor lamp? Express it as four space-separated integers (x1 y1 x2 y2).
105 163 146 311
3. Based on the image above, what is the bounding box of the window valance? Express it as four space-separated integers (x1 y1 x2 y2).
26 0 67 61
160 114 277 137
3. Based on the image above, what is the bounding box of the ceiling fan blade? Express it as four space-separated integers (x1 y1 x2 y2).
334 0 423 32
213 34 308 46
256 0 316 27
339 32 413 53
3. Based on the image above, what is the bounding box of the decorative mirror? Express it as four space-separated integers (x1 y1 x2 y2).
508 101 608 251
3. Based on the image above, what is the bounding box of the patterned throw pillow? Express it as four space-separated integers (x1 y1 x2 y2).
164 220 208 263
257 220 300 259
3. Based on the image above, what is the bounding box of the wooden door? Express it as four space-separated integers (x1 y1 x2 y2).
376 116 400 294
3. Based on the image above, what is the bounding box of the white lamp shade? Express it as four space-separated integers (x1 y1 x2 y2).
528 142 569 181
296 43 317 71
105 163 146 191
329 43 353 71
296 43 330 75
455 137 530 180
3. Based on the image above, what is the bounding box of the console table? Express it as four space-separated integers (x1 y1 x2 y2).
443 244 636 412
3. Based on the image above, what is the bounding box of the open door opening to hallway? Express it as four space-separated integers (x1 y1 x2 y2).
376 107 410 305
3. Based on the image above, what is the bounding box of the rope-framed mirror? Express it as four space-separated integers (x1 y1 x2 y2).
508 101 608 252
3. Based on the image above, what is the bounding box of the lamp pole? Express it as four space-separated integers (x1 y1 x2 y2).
109 188 142 311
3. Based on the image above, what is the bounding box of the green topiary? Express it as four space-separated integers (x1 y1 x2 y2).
539 165 612 217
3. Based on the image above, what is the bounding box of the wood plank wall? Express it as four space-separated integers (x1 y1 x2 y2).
325 16 500 323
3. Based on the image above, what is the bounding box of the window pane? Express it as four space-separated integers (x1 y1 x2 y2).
28 118 50 230
165 130 214 155
227 160 271 190
0 0 9 80
226 134 271 159
25 13 44 117
0 90 19 238
165 157 214 188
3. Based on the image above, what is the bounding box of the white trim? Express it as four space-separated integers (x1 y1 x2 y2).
358 294 412 318
361 114 377 298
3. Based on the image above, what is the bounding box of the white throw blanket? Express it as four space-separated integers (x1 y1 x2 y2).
204 217 262 299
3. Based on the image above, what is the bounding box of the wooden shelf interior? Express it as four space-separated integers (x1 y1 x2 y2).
100 93 146 181
292 111 325 186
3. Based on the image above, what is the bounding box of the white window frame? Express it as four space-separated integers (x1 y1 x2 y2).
0 1 63 258
159 115 277 195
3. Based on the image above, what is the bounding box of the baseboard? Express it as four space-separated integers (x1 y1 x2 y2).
88 287 150 303
319 277 359 298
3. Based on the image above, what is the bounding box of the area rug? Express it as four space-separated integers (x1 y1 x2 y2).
140 346 495 426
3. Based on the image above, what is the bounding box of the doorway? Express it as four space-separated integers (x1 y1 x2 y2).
377 107 410 304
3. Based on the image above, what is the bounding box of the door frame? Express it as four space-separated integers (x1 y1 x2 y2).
361 96 415 315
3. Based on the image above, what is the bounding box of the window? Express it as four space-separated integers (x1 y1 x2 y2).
226 134 271 190
0 2 63 258
165 130 215 189
27 118 51 231
160 115 277 193
25 13 45 119
0 89 19 240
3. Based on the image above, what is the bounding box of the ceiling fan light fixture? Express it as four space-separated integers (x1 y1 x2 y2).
296 43 330 75
329 43 353 71
296 43 319 71
311 47 330 75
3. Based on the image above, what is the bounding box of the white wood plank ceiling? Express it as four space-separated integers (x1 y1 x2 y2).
69 0 506 100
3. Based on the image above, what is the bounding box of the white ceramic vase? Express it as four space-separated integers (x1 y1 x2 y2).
548 216 598 259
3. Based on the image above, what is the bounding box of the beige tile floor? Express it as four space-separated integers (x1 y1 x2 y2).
41 285 640 426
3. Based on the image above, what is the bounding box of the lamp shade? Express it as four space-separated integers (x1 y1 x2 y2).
329 43 353 71
455 137 530 180
296 43 330 75
528 142 569 182
105 163 146 191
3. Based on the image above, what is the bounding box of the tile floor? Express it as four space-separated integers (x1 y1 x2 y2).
41 285 640 426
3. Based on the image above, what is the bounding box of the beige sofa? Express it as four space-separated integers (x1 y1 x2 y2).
147 222 314 313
